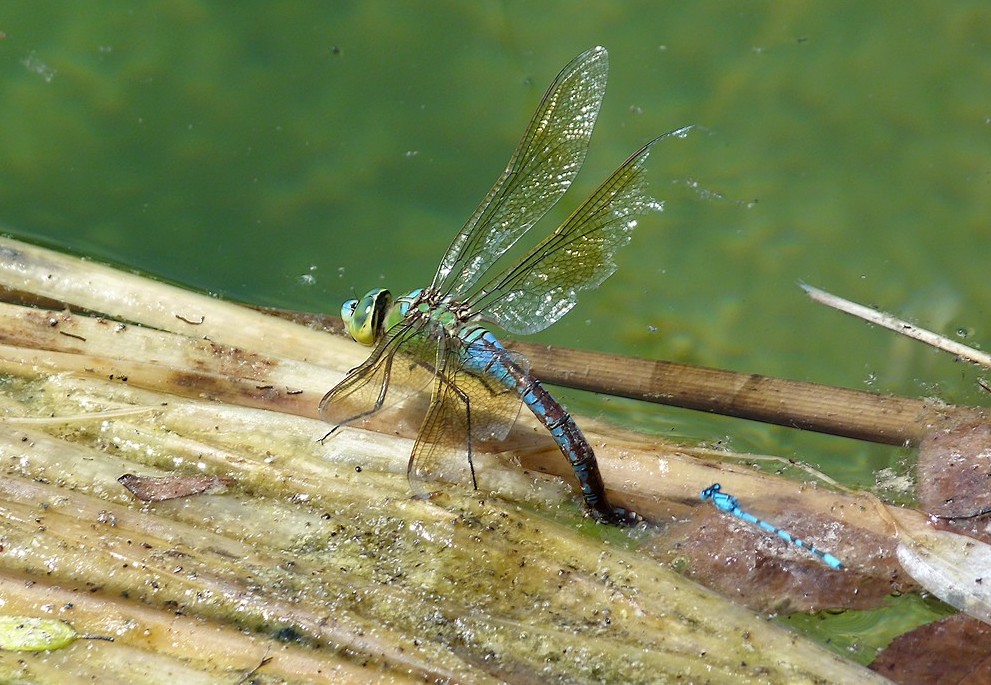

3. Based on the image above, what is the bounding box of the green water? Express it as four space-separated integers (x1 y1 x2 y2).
4 0 988 506
1 0 988 662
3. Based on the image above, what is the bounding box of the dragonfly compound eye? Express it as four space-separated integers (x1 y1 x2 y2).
346 288 392 345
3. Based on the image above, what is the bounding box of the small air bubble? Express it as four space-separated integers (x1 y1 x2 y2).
21 52 56 82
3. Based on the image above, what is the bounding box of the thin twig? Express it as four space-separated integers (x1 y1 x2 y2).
800 282 991 368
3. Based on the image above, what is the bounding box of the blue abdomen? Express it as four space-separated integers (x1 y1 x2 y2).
459 326 620 520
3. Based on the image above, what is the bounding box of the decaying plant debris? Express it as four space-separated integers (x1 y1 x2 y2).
0 235 961 683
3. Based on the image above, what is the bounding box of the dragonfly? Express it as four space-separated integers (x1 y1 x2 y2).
320 46 689 523
700 483 845 569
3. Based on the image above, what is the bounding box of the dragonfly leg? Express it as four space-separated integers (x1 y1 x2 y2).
317 424 341 444
419 365 479 491
457 384 479 491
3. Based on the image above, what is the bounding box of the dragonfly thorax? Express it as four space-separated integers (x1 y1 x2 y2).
386 288 476 334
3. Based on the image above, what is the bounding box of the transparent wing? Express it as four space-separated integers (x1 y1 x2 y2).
408 352 474 494
431 46 608 296
408 337 527 494
471 127 691 335
318 317 440 431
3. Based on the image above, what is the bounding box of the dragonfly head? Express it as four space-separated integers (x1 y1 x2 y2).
341 288 393 346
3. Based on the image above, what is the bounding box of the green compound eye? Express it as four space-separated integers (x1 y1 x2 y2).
343 288 392 346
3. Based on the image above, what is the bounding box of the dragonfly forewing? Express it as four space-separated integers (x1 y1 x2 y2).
432 46 609 297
